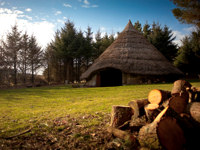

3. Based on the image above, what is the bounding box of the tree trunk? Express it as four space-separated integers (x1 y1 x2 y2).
110 105 133 128
148 89 171 105
31 62 34 84
14 58 17 85
67 58 73 83
128 99 149 119
138 107 168 149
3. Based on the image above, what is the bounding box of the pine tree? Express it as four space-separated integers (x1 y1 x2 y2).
28 35 43 84
171 0 200 27
174 29 200 74
2 24 22 85
143 23 151 39
19 32 29 84
148 23 177 62
134 21 142 33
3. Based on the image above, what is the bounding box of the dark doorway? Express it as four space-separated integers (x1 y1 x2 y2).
100 68 122 87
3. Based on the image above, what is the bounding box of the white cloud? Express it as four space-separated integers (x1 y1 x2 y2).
81 0 98 8
83 0 90 5
55 11 62 15
183 26 196 33
57 19 65 24
0 8 23 15
172 26 195 46
0 1 5 6
63 3 72 8
25 8 32 12
82 5 98 8
0 8 55 48
172 30 185 46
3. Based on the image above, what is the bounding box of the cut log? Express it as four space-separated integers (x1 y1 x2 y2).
157 116 186 150
171 80 191 96
186 102 200 123
148 89 171 105
107 126 136 143
128 99 149 119
144 104 160 122
169 96 188 114
110 105 133 128
138 107 168 149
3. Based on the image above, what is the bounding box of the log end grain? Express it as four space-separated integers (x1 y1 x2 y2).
157 116 186 150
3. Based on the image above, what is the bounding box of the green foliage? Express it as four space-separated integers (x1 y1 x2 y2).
45 20 115 82
171 0 200 27
134 21 142 32
134 21 178 62
0 24 43 85
143 23 151 39
28 35 43 84
174 29 200 74
148 23 177 62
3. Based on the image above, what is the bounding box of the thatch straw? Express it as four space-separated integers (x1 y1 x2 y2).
81 20 183 80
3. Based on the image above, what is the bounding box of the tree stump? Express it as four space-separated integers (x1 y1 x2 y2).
110 105 133 128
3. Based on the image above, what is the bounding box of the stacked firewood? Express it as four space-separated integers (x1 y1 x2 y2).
108 80 200 150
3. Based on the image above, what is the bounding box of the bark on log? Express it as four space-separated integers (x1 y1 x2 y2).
186 102 200 123
169 96 188 114
148 89 171 105
157 116 186 150
110 105 133 128
107 126 136 143
144 104 160 122
171 80 191 96
128 99 149 119
138 107 168 149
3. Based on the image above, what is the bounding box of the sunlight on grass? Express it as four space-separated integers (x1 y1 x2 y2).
0 81 200 136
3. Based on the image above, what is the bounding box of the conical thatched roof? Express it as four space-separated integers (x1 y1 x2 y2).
81 20 182 79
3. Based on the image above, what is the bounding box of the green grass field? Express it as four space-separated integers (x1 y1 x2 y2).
1 81 200 138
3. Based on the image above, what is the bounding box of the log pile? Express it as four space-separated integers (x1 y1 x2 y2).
107 80 200 150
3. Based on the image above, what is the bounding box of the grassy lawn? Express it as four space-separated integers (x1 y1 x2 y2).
0 81 200 138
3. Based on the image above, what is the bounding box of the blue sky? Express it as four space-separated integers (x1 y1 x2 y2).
0 0 195 48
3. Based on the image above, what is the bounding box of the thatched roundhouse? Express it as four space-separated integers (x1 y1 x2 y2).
81 20 183 87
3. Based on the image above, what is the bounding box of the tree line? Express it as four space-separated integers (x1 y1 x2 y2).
43 20 181 84
43 20 115 84
1 1 200 87
0 25 43 86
